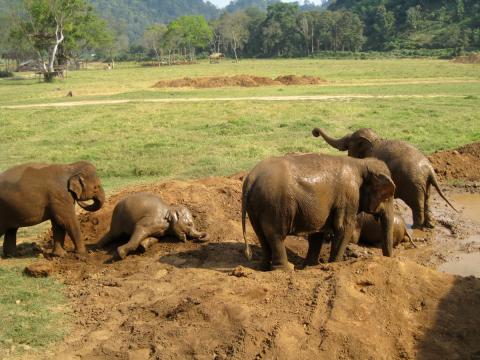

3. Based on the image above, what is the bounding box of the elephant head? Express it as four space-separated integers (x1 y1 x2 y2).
312 128 379 158
67 161 105 212
167 205 207 242
359 159 396 256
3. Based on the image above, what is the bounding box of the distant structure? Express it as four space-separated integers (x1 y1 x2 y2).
209 52 225 64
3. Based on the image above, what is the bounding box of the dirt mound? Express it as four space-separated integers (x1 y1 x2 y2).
153 75 325 88
429 142 480 182
37 175 480 360
452 53 480 64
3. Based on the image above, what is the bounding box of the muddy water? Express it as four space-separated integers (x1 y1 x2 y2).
437 194 480 278
451 193 480 223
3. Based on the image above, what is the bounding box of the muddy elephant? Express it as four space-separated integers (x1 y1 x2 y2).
312 128 457 229
242 153 396 271
0 161 105 257
97 192 207 259
351 212 414 248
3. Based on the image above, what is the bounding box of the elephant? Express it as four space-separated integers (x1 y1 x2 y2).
97 192 207 259
312 128 457 229
241 153 396 271
351 212 415 248
0 161 105 257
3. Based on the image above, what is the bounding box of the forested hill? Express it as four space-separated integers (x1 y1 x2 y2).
327 0 480 50
225 0 324 13
90 0 219 42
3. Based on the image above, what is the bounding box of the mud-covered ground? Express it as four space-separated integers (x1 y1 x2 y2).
19 144 480 359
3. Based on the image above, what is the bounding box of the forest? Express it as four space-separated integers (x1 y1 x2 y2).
0 0 479 71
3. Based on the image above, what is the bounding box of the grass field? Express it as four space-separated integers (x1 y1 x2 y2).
0 58 479 357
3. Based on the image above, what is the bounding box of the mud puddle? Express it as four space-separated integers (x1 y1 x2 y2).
451 193 480 223
438 235 480 277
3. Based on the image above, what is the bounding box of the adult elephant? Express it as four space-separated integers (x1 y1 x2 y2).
312 128 456 229
0 161 105 257
242 153 396 271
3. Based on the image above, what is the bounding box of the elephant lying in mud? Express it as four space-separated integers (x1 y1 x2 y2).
0 161 105 257
97 193 207 259
242 153 396 271
313 128 457 229
351 212 414 248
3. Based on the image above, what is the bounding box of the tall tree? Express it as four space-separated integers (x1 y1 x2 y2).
217 11 250 62
142 24 167 65
12 0 107 80
166 15 213 60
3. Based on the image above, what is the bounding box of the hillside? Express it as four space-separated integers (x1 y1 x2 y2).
327 0 480 50
90 0 219 42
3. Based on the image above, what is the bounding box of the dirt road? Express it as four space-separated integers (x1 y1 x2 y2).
1 94 465 110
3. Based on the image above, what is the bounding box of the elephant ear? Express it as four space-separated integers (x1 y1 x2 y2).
166 209 179 224
68 174 85 200
369 173 395 212
350 136 373 157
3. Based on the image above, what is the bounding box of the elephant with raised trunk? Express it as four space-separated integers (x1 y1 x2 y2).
242 153 396 271
97 193 207 259
0 161 105 257
312 128 457 229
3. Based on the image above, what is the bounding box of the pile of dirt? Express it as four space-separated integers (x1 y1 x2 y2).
153 75 325 88
429 142 480 182
38 174 480 360
452 53 480 64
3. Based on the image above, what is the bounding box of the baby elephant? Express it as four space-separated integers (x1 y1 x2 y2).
97 192 207 259
352 212 415 248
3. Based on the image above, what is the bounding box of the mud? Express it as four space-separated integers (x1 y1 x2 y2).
5 143 480 360
153 75 325 88
429 142 480 182
452 53 480 64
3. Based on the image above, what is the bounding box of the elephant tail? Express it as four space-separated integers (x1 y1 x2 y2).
242 178 252 260
405 230 416 248
428 170 458 212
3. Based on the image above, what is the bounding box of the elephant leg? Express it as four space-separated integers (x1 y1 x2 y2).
407 192 425 230
51 221 67 257
3 228 18 258
249 216 272 271
263 224 293 271
304 232 324 266
424 184 435 228
117 226 150 259
96 230 117 249
329 212 355 262
52 207 86 255
140 237 160 251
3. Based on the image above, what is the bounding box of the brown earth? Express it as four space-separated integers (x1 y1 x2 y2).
153 75 325 88
429 142 480 182
452 53 480 64
12 145 480 359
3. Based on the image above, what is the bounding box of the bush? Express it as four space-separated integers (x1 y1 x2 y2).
0 71 13 78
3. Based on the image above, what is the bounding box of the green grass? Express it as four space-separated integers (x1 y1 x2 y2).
0 266 69 359
0 58 479 357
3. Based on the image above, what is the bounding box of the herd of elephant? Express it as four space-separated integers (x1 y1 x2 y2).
0 127 456 271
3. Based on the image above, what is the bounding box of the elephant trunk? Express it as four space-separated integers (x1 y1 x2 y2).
78 188 105 212
312 128 350 151
380 202 394 257
188 228 208 241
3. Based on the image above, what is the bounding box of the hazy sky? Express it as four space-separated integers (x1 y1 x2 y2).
209 0 324 8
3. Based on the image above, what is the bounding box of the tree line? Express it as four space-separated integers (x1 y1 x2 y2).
1 0 479 80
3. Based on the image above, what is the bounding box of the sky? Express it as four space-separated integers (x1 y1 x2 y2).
209 0 325 8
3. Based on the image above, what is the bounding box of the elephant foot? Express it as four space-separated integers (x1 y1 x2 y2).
52 248 67 258
3 250 17 258
271 262 295 272
424 220 435 229
258 260 271 272
117 246 128 259
303 259 320 268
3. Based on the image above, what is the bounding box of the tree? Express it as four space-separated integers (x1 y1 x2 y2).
12 0 107 81
165 15 213 60
217 11 250 62
369 5 396 50
260 3 302 57
142 24 167 65
406 6 422 31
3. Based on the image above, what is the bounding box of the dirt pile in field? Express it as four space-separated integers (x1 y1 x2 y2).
452 53 480 64
153 75 325 88
429 142 480 182
39 173 480 360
